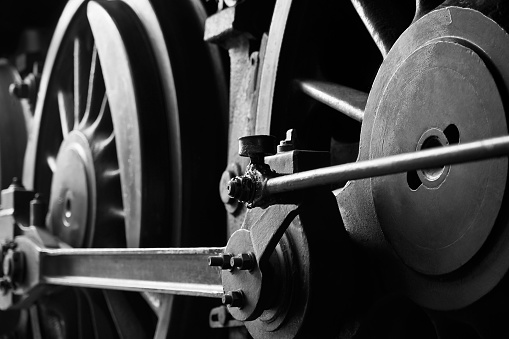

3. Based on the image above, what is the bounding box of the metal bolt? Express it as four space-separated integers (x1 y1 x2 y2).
219 163 241 214
30 193 46 227
208 253 233 270
9 82 30 99
227 176 256 203
9 177 24 190
222 290 244 308
277 129 295 153
2 250 24 285
230 253 256 270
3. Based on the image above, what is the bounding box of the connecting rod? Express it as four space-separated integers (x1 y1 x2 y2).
229 135 509 205
0 236 224 310
266 134 509 195
39 246 224 297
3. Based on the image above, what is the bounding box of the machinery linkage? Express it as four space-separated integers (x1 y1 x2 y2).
1 130 509 337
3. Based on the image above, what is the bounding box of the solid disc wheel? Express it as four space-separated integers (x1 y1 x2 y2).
255 0 509 337
17 0 227 338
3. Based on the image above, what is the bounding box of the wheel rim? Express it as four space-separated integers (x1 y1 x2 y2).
20 0 228 337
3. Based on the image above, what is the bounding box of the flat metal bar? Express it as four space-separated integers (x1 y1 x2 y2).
40 247 224 298
297 80 366 122
266 135 509 195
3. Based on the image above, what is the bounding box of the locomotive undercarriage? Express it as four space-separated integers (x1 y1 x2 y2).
1 0 509 338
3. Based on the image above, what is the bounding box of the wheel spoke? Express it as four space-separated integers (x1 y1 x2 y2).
297 79 366 122
29 306 42 339
46 156 57 173
350 0 414 57
58 90 72 138
81 45 105 129
104 290 152 339
153 295 173 339
86 94 110 136
73 37 90 129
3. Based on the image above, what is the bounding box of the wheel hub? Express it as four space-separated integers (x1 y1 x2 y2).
370 39 507 275
337 6 509 309
48 131 96 248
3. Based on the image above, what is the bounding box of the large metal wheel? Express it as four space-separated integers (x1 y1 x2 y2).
250 0 509 337
13 0 228 338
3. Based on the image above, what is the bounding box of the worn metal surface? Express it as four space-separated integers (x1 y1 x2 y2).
228 134 509 206
17 0 228 337
339 6 509 311
13 238 224 298
296 80 366 122
205 0 275 238
370 39 507 275
267 135 509 196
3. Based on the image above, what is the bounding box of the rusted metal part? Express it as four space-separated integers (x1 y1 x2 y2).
220 163 242 214
228 134 509 206
206 1 274 236
228 134 332 207
339 6 509 311
296 79 366 122
213 140 347 337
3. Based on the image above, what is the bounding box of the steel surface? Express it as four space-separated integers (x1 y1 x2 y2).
40 247 224 298
267 135 509 195
297 80 366 122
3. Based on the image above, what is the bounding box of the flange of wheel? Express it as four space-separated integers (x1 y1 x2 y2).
219 190 352 339
341 6 509 310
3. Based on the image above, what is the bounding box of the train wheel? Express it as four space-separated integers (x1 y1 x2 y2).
17 0 227 338
252 0 509 337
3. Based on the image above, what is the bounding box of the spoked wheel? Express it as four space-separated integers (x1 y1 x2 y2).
253 0 509 337
17 0 227 338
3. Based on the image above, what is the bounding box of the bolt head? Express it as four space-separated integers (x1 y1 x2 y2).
208 254 233 270
230 252 255 270
222 290 244 308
